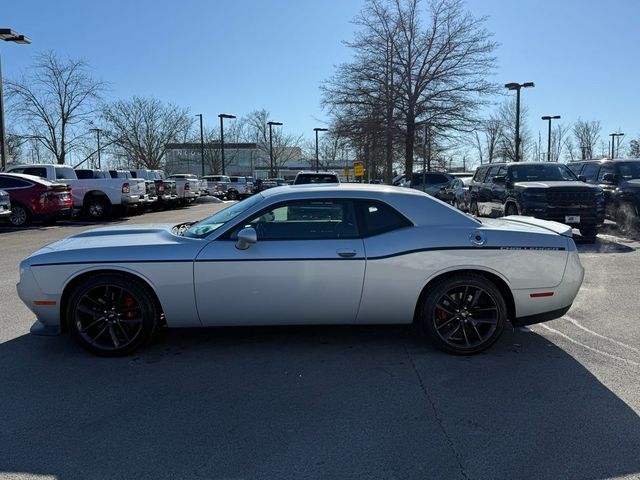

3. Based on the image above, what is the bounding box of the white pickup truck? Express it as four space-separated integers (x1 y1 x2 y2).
166 174 202 205
5 164 143 220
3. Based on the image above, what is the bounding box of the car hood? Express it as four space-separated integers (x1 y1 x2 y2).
513 181 597 189
24 224 202 267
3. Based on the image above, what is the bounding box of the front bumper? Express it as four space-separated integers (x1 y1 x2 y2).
17 265 62 336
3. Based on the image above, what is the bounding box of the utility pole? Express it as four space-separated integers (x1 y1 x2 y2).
218 113 236 175
541 115 560 162
505 82 535 162
196 114 204 176
267 121 282 178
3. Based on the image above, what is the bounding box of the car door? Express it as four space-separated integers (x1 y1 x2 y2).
479 166 500 215
491 166 507 213
194 198 366 326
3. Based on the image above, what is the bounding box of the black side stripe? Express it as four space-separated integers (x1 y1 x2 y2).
29 245 565 267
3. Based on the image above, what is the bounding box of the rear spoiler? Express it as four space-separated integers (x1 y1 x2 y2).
501 215 573 237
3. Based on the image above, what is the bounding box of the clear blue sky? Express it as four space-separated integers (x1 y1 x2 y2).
3 0 639 153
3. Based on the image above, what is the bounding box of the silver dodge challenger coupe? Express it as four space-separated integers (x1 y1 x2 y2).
17 184 584 356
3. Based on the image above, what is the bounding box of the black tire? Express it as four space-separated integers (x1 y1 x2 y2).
469 200 479 216
66 273 160 357
579 227 598 242
83 196 112 220
227 190 239 201
505 203 519 217
9 204 32 227
417 274 507 355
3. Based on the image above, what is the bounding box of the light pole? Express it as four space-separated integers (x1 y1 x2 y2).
0 29 31 171
313 127 328 172
610 132 624 159
505 82 535 162
196 114 205 176
218 113 236 175
267 121 282 178
541 115 560 162
89 128 102 169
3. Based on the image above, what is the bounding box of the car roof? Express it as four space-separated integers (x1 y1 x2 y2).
296 171 338 175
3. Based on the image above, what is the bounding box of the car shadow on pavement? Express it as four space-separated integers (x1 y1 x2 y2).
0 326 639 480
575 235 636 254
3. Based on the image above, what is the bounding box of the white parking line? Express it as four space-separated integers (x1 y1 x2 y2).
564 315 640 354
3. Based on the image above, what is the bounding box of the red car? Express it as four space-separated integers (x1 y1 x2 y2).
0 173 73 227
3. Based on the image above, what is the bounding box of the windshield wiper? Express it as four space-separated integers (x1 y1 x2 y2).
174 221 198 236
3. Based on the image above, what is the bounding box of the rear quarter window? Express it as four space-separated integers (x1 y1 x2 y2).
358 200 412 236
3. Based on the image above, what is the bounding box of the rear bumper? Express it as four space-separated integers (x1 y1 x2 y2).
512 305 572 327
35 207 73 222
122 194 141 206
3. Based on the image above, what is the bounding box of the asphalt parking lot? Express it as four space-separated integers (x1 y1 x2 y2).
1 201 639 480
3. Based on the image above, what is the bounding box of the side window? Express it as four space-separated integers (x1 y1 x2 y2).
236 200 358 240
75 170 91 179
472 167 487 183
597 165 616 182
427 174 450 185
484 166 500 183
0 177 30 189
358 200 412 237
23 167 48 178
581 163 599 183
567 164 583 176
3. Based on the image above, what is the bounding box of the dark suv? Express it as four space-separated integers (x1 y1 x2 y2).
469 162 605 240
568 159 640 232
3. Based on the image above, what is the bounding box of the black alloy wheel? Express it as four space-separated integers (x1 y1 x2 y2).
419 274 506 354
67 274 159 356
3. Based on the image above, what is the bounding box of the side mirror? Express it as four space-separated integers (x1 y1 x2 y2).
235 227 257 250
602 173 618 184
492 175 506 184
578 175 587 182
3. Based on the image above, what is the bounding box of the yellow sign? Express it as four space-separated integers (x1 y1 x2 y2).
353 162 364 177
343 168 350 176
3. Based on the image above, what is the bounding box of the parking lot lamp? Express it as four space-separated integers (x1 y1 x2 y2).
89 128 102 169
196 114 205 176
541 115 561 162
313 128 328 172
267 121 283 178
0 28 31 171
609 132 624 159
505 82 534 162
218 114 236 175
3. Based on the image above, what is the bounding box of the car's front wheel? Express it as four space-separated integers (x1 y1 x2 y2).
66 274 159 356
417 274 507 355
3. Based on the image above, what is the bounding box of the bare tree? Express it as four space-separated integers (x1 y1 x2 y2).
550 123 570 162
101 97 193 169
243 109 303 176
572 119 601 159
496 98 531 161
6 52 105 164
629 138 640 158
322 0 498 179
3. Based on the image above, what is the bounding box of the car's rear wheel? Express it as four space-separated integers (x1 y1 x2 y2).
84 196 112 220
66 274 159 356
9 204 31 227
418 274 507 355
227 190 239 201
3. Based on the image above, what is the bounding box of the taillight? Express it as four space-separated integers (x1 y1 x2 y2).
122 182 130 193
184 182 190 191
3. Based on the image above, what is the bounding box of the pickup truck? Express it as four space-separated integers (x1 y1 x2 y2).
5 164 141 220
202 175 230 199
108 170 153 209
166 174 201 205
130 169 178 209
226 176 253 200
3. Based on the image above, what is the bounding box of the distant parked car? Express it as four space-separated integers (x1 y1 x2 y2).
568 159 640 233
293 171 340 184
202 175 230 199
438 176 473 211
131 169 178 209
0 173 73 227
0 189 11 220
226 176 253 200
469 162 605 241
167 174 202 205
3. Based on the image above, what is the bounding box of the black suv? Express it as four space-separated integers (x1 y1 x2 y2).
469 162 605 240
568 159 640 232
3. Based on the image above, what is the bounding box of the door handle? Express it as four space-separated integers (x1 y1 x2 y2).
336 249 357 258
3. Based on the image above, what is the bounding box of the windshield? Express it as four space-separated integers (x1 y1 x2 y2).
509 164 578 182
618 162 640 180
184 194 264 238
